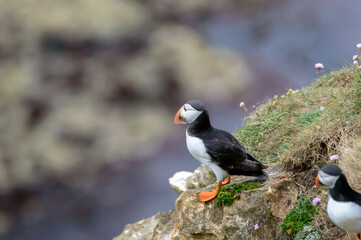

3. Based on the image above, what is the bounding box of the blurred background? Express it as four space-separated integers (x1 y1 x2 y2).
0 0 360 239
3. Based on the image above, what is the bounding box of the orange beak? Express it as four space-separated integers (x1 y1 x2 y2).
315 174 322 187
174 107 186 124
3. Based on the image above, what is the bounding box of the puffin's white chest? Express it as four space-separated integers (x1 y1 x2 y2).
186 130 211 165
327 197 361 233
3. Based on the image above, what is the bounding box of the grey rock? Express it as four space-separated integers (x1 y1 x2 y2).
186 165 217 189
169 171 194 194
113 210 175 240
169 166 216 194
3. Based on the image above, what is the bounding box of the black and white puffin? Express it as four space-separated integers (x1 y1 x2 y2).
174 100 267 202
315 164 361 240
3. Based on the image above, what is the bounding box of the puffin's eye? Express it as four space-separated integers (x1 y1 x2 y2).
184 106 187 111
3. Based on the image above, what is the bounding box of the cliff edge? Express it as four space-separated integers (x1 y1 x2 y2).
114 67 361 239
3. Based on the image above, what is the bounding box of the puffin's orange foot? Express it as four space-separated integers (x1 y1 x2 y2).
198 190 218 202
357 233 360 240
214 176 231 186
199 183 222 202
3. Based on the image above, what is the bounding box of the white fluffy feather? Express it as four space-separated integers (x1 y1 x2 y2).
327 196 361 233
186 131 228 183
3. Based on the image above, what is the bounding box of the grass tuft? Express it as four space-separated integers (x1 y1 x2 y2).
216 182 264 207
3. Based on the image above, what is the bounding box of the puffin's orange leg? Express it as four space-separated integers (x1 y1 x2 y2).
214 176 231 186
356 233 360 240
221 176 231 185
199 183 221 202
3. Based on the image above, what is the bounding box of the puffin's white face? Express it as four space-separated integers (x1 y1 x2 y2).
174 103 203 124
317 170 340 189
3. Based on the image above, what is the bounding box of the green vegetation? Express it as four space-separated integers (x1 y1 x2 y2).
235 67 361 174
216 182 264 207
233 67 361 239
355 70 361 112
297 109 323 128
280 198 317 238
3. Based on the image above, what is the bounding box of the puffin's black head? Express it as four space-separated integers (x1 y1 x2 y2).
315 164 343 189
174 100 208 125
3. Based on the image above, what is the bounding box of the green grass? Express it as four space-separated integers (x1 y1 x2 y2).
355 70 361 112
280 198 317 237
235 108 293 163
216 182 264 207
234 67 361 174
297 109 323 128
232 67 361 239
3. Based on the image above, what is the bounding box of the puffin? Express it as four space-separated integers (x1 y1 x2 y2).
174 100 267 202
315 164 361 239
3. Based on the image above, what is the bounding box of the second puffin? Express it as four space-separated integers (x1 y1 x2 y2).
174 100 267 202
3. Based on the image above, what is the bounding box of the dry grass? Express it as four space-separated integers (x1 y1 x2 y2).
234 67 361 239
339 138 361 192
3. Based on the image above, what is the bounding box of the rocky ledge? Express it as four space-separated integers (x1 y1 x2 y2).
114 164 298 240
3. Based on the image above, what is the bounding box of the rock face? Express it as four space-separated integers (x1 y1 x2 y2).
186 166 217 190
169 166 216 194
172 173 297 240
114 210 175 240
169 171 194 194
114 171 298 240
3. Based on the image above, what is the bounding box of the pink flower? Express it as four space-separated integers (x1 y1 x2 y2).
315 63 324 74
312 197 321 206
329 155 339 161
357 43 361 50
320 106 325 111
315 63 324 70
240 101 248 112
254 224 260 231
353 55 359 61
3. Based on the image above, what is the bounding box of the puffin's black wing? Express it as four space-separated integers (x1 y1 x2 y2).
202 129 267 177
